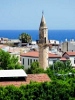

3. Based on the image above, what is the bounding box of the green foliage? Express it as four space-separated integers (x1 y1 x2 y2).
26 61 44 74
51 60 72 73
0 81 75 100
0 56 75 99
45 60 75 82
19 33 32 43
0 49 23 69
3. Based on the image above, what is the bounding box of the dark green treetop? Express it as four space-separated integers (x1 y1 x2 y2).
19 33 32 43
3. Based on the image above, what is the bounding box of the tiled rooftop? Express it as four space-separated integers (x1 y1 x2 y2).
60 57 67 61
21 51 61 58
0 74 50 86
48 53 60 58
21 51 38 57
66 51 75 56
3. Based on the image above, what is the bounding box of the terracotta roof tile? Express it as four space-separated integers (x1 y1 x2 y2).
27 74 50 82
65 51 75 56
21 51 39 57
60 57 67 61
48 53 60 58
0 74 50 86
21 51 61 58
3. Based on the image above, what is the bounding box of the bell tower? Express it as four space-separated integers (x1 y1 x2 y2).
38 12 49 70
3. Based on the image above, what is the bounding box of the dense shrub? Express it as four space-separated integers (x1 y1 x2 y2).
0 49 23 69
0 81 75 100
26 61 44 74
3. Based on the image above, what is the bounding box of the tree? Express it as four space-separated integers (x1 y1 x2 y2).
45 60 73 80
19 33 32 43
26 61 44 74
49 60 72 74
0 49 23 69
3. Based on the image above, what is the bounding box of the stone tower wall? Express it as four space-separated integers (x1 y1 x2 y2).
39 45 49 70
38 13 49 70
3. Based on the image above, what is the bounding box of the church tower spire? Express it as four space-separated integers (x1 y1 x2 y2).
37 12 49 70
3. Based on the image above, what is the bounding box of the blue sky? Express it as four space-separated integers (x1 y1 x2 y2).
0 0 75 30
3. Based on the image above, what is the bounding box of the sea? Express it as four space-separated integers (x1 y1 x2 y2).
0 30 75 42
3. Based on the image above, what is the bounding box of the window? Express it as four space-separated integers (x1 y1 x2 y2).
36 60 38 62
28 59 29 65
34 59 35 62
53 60 56 63
45 37 46 43
30 59 32 64
74 58 75 64
23 58 24 65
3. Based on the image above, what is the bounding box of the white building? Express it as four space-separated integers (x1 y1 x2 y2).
20 51 61 69
62 51 75 67
49 40 59 45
